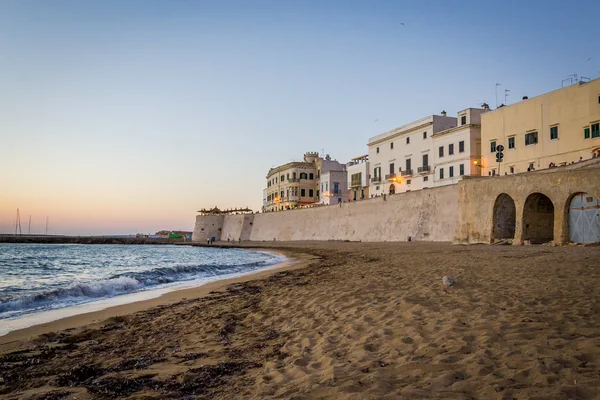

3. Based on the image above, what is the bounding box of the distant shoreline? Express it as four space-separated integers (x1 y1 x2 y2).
0 235 183 245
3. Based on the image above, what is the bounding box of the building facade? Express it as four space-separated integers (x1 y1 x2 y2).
264 152 320 212
347 155 369 201
432 108 487 186
264 152 347 211
481 77 600 176
367 114 457 196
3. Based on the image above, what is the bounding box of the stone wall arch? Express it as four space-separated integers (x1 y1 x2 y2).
492 193 516 240
522 192 555 243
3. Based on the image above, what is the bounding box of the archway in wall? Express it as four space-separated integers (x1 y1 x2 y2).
389 184 396 195
568 192 600 243
492 193 516 240
523 193 555 243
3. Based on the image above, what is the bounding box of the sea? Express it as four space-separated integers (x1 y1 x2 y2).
0 243 285 334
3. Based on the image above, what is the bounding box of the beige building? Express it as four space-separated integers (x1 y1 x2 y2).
264 152 347 211
347 155 370 201
481 77 600 176
432 108 488 186
264 152 320 212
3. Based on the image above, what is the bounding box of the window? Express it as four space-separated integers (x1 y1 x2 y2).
423 131 427 139
292 172 296 179
390 142 394 149
309 173 314 180
280 190 284 198
525 131 538 146
592 123 600 138
300 172 308 179
325 182 328 191
317 169 320 178
461 115 467 125
490 141 497 153
406 158 411 171
439 168 444 179
376 147 380 154
422 154 428 166
316 189 319 197
309 189 314 197
423 176 428 182
459 164 464 176
389 163 395 174
508 137 515 149
439 146 444 157
449 143 454 155
407 179 411 185
449 166 454 177
301 189 306 197
550 126 559 140
406 137 410 144
287 173 290 180
275 177 278 183
585 126 591 139
374 166 381 178
459 141 465 153
333 182 339 194
281 175 285 182
376 186 380 190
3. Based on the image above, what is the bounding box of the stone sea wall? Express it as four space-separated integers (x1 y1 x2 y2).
192 184 459 243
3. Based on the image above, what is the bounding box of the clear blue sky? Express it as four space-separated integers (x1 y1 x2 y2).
1 0 599 235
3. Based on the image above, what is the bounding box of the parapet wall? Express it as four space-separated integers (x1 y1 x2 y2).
221 214 255 242
192 185 459 243
249 185 458 242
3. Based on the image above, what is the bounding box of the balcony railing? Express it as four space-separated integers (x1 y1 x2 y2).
400 169 413 176
371 176 382 183
417 165 431 174
350 179 362 187
287 178 300 182
385 173 397 180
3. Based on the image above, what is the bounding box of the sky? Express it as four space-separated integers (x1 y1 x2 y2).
1 0 599 235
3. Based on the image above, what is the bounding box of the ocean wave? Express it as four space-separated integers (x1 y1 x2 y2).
0 255 284 317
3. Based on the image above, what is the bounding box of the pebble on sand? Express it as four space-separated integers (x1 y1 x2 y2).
442 276 455 287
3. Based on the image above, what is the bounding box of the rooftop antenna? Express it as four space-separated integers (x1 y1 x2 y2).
15 209 22 235
504 89 510 105
495 83 502 109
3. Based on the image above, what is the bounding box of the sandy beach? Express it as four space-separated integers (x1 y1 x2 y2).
1 241 600 399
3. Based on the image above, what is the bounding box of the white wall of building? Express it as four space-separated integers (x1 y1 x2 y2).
320 170 349 205
367 114 457 197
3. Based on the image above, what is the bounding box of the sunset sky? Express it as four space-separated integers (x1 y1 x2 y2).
1 0 599 235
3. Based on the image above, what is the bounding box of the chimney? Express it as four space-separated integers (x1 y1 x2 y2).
522 96 528 100
441 110 447 116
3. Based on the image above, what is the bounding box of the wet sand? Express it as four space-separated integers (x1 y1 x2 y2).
1 242 600 399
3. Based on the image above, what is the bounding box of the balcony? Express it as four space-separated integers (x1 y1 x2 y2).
287 178 300 183
400 169 413 176
371 176 382 183
417 165 431 174
350 179 362 187
385 173 397 181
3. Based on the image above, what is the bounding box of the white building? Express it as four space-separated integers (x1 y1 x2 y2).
318 155 347 205
347 155 369 201
432 108 488 186
367 114 457 196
